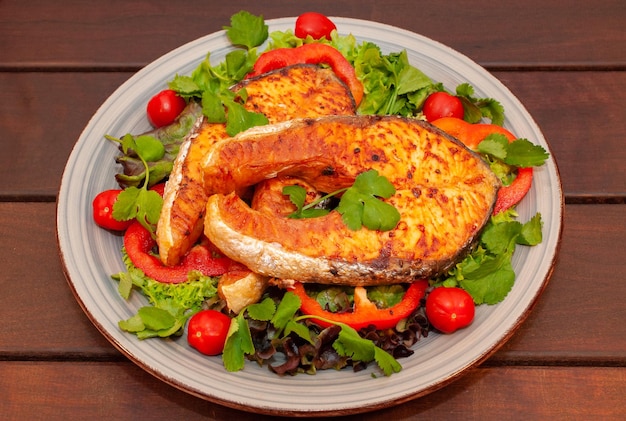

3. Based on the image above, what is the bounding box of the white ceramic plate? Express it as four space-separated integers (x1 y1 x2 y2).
57 17 563 416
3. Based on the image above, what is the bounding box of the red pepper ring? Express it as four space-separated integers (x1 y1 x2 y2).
290 280 429 331
123 221 243 284
248 43 364 106
493 166 533 214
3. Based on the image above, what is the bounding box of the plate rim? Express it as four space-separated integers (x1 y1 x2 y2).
57 16 563 416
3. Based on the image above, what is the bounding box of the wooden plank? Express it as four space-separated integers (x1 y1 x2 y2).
1 362 624 419
1 0 624 68
0 72 131 198
1 71 625 198
1 203 625 362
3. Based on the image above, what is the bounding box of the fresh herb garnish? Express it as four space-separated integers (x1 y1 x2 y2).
168 11 270 136
283 169 401 231
114 251 219 339
438 211 544 304
478 134 550 168
106 133 165 234
222 292 402 376
223 10 269 49
456 82 505 125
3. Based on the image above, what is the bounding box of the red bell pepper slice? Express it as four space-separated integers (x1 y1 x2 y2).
248 43 364 106
290 280 429 331
432 117 534 214
123 221 243 284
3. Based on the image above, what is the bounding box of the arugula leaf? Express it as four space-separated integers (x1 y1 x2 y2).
223 10 268 50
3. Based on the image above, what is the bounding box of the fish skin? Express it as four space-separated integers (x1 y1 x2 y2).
156 64 356 266
203 115 501 286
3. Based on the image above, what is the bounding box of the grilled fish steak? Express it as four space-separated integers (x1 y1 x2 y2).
157 64 357 266
202 115 501 286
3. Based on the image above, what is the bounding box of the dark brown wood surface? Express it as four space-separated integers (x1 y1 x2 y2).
1 0 625 419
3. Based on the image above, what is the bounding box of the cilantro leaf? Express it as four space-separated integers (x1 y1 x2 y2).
223 11 268 50
337 170 400 231
477 134 509 161
332 323 401 376
223 312 255 372
505 139 550 167
518 213 543 246
456 83 505 125
284 319 314 344
459 253 516 305
374 347 403 376
223 98 269 137
333 324 375 362
246 296 275 321
113 187 163 233
271 291 301 331
478 135 549 168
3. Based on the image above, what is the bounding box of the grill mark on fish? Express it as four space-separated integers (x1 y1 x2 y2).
202 115 501 286
156 64 357 265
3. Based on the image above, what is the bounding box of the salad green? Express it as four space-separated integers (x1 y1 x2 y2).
109 11 549 376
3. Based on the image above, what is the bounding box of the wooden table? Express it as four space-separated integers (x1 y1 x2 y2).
2 0 625 419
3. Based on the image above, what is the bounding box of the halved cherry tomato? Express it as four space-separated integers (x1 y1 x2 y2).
291 280 428 331
425 287 475 334
92 189 133 232
295 12 337 40
422 92 464 122
187 309 231 356
123 221 244 284
146 89 187 128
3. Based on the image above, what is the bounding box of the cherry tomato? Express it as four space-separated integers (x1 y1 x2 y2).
146 89 187 128
92 189 133 231
187 310 231 356
422 92 464 122
295 12 337 40
425 287 475 334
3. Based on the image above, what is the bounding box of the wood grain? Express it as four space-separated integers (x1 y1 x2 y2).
1 0 624 69
1 1 625 418
1 203 624 362
1 362 624 419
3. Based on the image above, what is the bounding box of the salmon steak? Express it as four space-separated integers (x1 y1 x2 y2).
156 64 357 266
202 115 501 286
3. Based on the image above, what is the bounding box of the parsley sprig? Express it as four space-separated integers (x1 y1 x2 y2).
168 11 270 136
106 133 164 234
283 169 401 231
223 291 401 376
